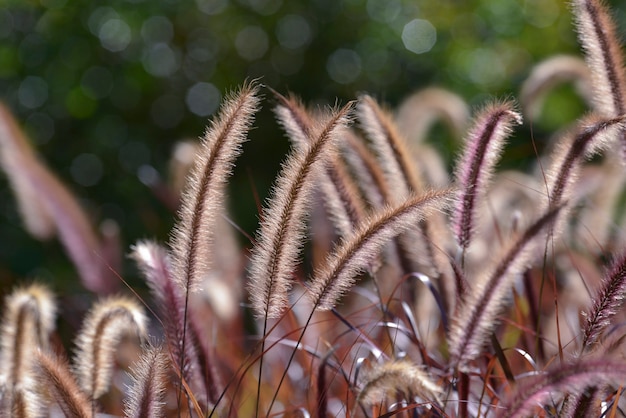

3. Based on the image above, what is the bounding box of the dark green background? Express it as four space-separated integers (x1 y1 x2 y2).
0 0 622 295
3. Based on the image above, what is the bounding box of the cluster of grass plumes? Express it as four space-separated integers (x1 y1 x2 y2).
5 0 626 417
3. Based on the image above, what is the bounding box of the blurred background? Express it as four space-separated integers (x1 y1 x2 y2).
0 0 622 294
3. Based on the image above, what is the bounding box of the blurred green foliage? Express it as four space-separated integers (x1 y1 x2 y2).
0 0 621 292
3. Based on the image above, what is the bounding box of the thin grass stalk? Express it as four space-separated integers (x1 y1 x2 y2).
449 205 562 370
248 101 352 417
266 190 451 416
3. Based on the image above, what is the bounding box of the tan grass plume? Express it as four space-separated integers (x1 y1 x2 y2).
0 284 56 389
73 296 147 400
309 189 454 310
248 101 353 318
170 82 260 293
124 344 170 418
357 359 442 409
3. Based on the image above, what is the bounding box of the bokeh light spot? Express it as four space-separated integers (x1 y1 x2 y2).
402 19 436 54
18 76 48 109
186 82 220 117
142 43 180 77
98 18 132 52
326 48 362 84
235 26 269 61
276 15 312 50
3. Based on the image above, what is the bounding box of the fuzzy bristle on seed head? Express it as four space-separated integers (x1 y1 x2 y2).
73 296 147 400
34 350 91 418
357 359 442 408
572 0 626 159
309 189 454 311
498 358 626 418
449 205 561 370
357 94 423 199
0 283 56 388
124 344 169 418
452 100 522 251
248 101 353 318
170 82 260 294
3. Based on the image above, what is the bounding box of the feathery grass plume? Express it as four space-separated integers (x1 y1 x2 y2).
272 90 366 236
520 55 593 120
0 104 53 240
34 350 91 418
395 87 470 144
544 115 626 223
6 387 40 418
0 284 56 388
357 94 422 197
497 359 626 418
572 0 626 152
309 189 454 310
452 101 522 251
73 296 147 400
356 359 442 409
0 104 112 294
248 101 354 318
124 344 169 418
130 241 209 403
358 95 447 276
341 130 391 210
449 205 561 370
581 251 626 350
170 82 260 293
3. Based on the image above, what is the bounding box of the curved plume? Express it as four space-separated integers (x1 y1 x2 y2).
0 104 112 294
272 90 366 236
452 101 522 251
572 0 626 158
73 297 147 400
498 359 626 418
449 205 561 370
357 359 442 408
520 55 593 119
357 94 422 197
309 189 453 310
0 284 56 388
248 101 353 318
170 82 260 293
395 87 469 143
545 114 626 210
